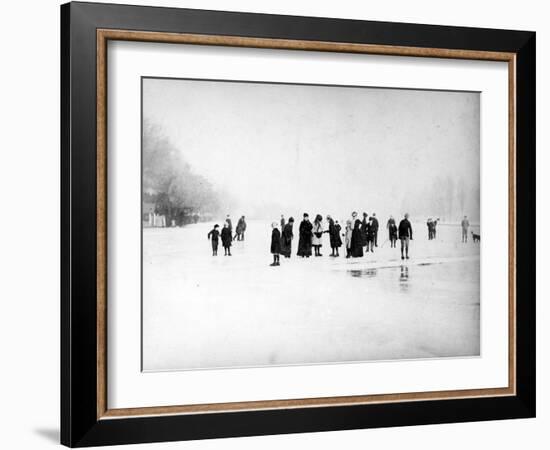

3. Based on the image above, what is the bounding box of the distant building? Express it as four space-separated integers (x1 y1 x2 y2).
143 202 166 228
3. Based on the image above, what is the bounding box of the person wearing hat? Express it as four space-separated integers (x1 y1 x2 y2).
207 224 220 256
280 217 294 258
297 213 313 257
344 220 353 258
327 215 342 257
398 213 413 260
270 222 281 266
221 221 233 256
350 219 364 258
312 214 324 257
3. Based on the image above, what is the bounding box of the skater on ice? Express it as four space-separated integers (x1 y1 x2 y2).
221 222 233 256
297 213 313 258
432 218 439 239
427 218 434 240
344 220 353 258
270 222 281 266
365 216 375 253
226 214 233 236
350 219 364 258
235 215 247 241
207 224 220 256
398 213 413 260
327 215 342 257
280 217 294 258
387 216 398 248
312 214 324 257
461 215 470 243
361 212 369 248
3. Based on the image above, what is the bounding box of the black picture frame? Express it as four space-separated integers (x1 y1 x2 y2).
61 1 535 447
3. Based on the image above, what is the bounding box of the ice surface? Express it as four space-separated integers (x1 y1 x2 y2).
142 220 480 371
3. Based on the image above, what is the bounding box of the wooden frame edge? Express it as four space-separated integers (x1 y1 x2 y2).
95 28 517 420
97 29 108 419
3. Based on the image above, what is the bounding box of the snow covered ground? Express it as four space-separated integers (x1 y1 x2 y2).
142 219 480 371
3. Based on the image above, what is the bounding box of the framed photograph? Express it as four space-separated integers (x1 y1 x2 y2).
61 2 536 447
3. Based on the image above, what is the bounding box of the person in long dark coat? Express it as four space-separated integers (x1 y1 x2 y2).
360 212 369 247
221 222 232 256
365 217 375 252
297 213 313 258
371 213 379 247
280 217 294 258
280 215 286 230
326 215 342 256
350 219 364 258
270 222 281 266
207 224 220 256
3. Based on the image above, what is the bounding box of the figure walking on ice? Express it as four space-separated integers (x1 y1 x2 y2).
327 215 342 257
312 214 324 257
344 220 353 258
207 224 220 256
297 213 313 258
461 215 470 243
270 222 281 266
398 213 413 260
387 216 398 248
280 217 294 258
350 219 364 258
235 215 247 241
221 222 232 256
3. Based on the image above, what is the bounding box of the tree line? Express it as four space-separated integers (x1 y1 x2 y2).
143 122 221 225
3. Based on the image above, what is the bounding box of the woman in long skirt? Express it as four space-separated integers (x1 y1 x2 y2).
344 220 353 258
297 213 313 257
350 219 364 258
327 215 342 257
220 221 232 256
365 217 375 252
280 217 294 258
311 214 324 257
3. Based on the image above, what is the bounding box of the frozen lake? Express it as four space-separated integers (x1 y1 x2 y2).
142 219 480 371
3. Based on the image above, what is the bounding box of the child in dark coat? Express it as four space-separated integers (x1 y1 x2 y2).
270 222 281 266
388 220 398 248
221 222 232 256
207 224 220 256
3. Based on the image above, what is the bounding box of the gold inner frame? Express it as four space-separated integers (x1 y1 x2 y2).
96 29 517 420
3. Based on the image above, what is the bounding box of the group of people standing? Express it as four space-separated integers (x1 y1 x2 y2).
207 214 246 256
209 211 473 265
427 218 439 240
343 212 380 258
269 211 414 266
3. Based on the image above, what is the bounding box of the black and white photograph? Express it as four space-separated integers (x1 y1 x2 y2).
141 77 481 372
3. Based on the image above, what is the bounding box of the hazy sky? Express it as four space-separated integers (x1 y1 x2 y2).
143 78 480 221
